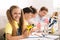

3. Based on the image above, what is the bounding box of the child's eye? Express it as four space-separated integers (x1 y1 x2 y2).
19 13 21 14
14 13 17 14
14 13 21 15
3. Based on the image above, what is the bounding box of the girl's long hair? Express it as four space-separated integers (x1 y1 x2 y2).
19 10 24 35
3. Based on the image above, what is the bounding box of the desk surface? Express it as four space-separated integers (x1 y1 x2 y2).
20 33 59 40
20 37 59 40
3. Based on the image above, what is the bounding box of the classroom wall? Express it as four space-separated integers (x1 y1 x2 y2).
0 0 60 33
0 0 54 16
0 0 54 29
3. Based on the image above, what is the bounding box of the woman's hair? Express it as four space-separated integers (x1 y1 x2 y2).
6 5 24 36
30 6 37 14
23 7 33 14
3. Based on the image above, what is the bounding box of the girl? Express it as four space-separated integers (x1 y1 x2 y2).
29 6 37 24
30 6 37 18
23 7 33 34
29 6 38 32
5 5 28 40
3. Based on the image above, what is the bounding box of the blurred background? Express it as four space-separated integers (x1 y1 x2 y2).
0 0 60 40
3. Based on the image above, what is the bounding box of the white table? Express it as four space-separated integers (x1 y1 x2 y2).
20 33 59 40
21 38 54 40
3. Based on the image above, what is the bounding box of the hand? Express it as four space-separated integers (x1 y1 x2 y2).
22 29 30 38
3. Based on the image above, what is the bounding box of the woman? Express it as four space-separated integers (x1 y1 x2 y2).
5 5 28 40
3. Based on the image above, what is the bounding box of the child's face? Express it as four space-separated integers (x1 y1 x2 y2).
39 10 47 17
12 8 21 22
25 13 33 20
32 14 37 18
